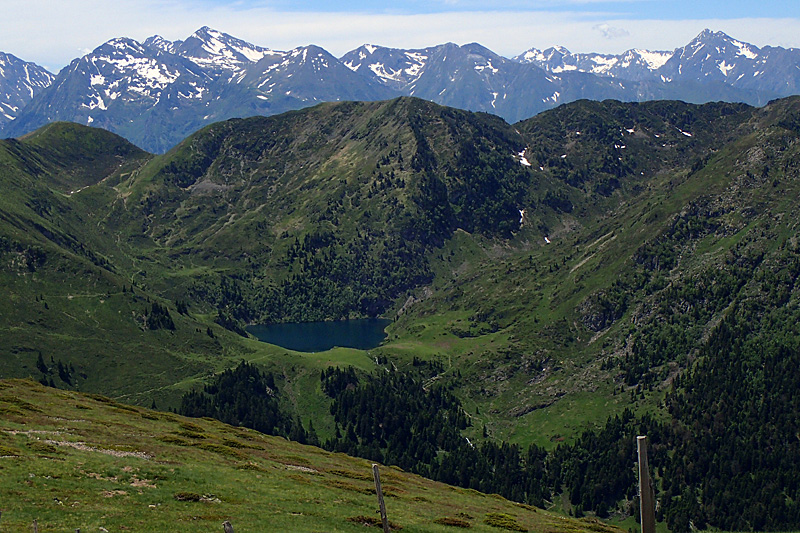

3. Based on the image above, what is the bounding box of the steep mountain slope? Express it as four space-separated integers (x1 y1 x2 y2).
0 378 616 533
97 97 532 323
380 98 759 441
370 97 800 529
0 123 261 406
0 52 54 127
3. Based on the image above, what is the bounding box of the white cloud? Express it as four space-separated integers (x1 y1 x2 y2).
1 0 799 71
593 23 630 40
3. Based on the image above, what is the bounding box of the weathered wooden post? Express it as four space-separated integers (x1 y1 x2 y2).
222 520 235 533
637 435 656 533
372 464 390 533
33 519 38 533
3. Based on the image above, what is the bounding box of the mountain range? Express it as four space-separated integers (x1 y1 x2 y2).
4 87 800 528
1 27 799 152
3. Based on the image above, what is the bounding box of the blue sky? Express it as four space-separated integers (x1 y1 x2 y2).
2 0 799 71
249 0 797 19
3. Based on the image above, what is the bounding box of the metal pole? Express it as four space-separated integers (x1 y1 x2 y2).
637 435 656 533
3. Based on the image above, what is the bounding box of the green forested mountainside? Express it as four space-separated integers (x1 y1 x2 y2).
3 96 800 529
100 98 531 323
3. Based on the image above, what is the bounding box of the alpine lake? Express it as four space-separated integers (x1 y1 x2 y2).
246 318 392 352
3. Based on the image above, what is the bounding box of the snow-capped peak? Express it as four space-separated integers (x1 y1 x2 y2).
0 51 54 125
339 44 430 88
514 43 672 79
174 27 274 72
143 35 177 55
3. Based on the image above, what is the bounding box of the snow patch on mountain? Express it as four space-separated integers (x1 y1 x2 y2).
732 39 758 60
718 60 734 76
634 49 672 70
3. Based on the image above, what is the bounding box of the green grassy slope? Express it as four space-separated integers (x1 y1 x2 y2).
0 378 620 533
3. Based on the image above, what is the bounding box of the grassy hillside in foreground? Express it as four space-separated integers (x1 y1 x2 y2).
0 379 620 533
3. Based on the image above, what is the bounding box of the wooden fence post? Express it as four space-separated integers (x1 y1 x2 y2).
372 464 390 533
637 435 656 533
222 520 234 533
33 519 38 533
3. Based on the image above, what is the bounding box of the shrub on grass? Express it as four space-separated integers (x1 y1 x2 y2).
484 513 526 532
434 516 472 528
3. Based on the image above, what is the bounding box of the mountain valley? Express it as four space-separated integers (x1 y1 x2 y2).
2 91 800 528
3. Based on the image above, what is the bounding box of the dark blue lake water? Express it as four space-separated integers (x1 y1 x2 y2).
246 318 392 352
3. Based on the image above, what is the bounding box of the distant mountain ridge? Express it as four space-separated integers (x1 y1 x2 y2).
3 27 393 153
515 29 800 100
1 27 799 152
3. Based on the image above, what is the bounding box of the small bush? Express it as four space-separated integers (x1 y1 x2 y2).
329 468 372 481
196 443 247 459
513 503 537 512
0 396 41 412
27 441 60 455
177 430 208 439
85 393 113 403
434 516 472 528
174 491 202 502
283 454 311 465
484 513 527 532
111 404 140 413
0 445 19 456
179 421 204 432
346 516 402 530
326 479 373 495
158 435 190 446
236 462 267 472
